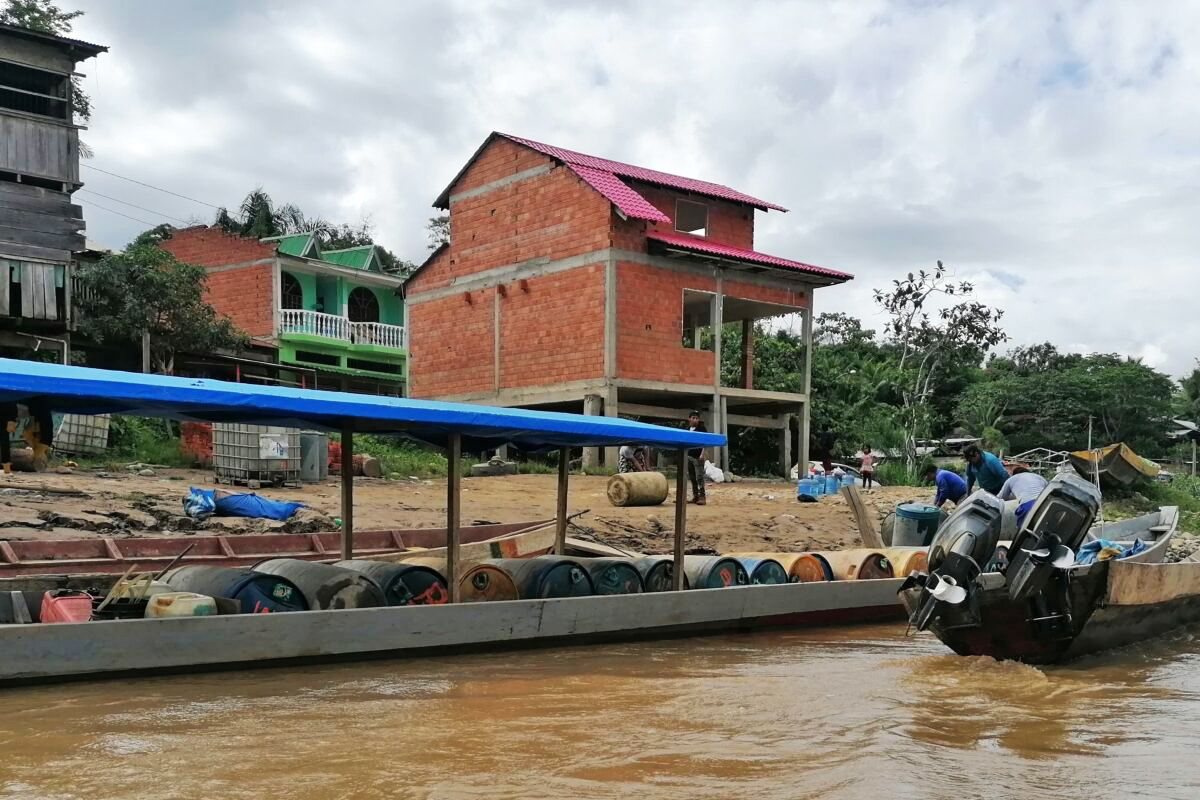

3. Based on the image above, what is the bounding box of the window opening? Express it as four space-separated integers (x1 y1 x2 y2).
681 289 716 352
675 199 708 237
347 287 380 323
280 272 304 310
0 61 69 121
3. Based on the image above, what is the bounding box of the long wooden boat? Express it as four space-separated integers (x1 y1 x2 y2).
1068 442 1159 487
0 520 555 576
0 575 908 685
899 507 1185 664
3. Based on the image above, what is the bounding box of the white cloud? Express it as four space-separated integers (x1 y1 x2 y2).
69 0 1200 376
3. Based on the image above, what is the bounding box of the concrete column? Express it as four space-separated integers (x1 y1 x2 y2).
602 385 619 468
799 302 813 477
779 414 793 478
741 319 754 389
582 393 603 468
719 395 731 473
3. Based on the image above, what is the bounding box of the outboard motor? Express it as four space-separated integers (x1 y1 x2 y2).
1005 472 1101 602
903 491 1005 631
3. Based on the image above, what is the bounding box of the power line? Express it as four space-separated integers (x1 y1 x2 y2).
81 164 222 209
77 188 191 224
83 199 160 227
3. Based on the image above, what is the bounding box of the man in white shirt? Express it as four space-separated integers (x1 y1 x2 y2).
997 465 1048 526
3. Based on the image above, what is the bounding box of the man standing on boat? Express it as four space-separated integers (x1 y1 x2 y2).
963 444 1009 495
685 411 708 505
923 464 967 508
997 464 1048 525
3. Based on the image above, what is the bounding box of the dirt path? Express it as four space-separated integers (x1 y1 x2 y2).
0 469 924 555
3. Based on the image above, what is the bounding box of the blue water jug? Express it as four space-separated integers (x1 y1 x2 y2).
796 478 819 499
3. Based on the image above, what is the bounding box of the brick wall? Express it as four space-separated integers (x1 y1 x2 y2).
409 138 615 292
615 261 717 385
499 265 604 389
159 226 277 339
636 184 756 249
406 291 495 397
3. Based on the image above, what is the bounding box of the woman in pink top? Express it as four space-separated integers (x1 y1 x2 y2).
860 444 876 490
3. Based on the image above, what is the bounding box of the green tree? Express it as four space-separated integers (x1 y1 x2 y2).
76 229 248 374
874 261 1007 466
1181 362 1200 419
0 0 92 121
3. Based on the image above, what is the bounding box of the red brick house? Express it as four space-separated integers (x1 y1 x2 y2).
160 226 406 394
404 133 852 472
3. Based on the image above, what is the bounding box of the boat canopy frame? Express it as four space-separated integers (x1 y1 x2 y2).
0 360 725 599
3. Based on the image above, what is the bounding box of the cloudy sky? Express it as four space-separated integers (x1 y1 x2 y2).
68 0 1197 377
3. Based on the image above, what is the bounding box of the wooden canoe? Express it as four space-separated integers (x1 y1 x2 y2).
1068 443 1159 487
0 574 910 685
899 507 1182 664
0 520 554 577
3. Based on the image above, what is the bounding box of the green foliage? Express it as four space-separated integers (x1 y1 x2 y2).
1181 362 1200 419
213 188 411 275
76 231 249 374
0 0 92 121
1106 475 1200 537
354 435 455 478
957 345 1176 455
426 214 450 250
101 416 191 467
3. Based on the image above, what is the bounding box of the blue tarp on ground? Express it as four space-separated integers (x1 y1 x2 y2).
185 488 304 521
0 359 726 452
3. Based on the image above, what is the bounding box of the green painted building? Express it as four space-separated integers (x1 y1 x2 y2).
264 233 406 395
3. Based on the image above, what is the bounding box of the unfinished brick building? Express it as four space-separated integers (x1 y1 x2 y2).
405 133 852 473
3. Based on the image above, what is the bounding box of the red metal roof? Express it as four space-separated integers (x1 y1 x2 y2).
568 165 671 224
647 231 853 282
500 133 787 212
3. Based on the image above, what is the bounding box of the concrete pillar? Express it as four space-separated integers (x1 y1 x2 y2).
799 303 813 477
494 444 509 461
741 319 754 389
719 395 731 473
582 393 603 469
779 414 793 478
602 386 619 468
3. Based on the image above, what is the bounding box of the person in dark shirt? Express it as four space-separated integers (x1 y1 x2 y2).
685 410 708 505
922 464 968 507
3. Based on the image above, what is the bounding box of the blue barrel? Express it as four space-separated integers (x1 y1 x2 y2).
796 478 819 499
894 503 943 547
841 474 855 488
824 475 840 494
162 566 308 613
737 557 789 585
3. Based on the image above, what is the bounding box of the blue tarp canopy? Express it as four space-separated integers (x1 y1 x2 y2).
0 359 725 452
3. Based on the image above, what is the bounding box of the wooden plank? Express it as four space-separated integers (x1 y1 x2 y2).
20 262 42 319
840 484 884 549
0 186 78 217
555 446 569 555
340 425 354 560
0 206 85 235
446 433 462 603
0 242 72 263
617 402 692 421
41 262 58 321
0 225 82 253
0 260 8 316
674 449 687 591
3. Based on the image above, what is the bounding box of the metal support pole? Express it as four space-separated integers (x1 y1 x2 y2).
673 449 687 591
339 423 354 560
555 446 569 555
446 433 462 603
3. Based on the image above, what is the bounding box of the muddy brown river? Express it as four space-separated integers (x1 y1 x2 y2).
1 623 1197 799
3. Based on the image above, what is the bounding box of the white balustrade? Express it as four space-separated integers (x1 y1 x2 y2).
278 309 405 350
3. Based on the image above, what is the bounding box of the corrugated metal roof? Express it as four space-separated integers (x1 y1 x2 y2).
0 23 107 57
568 165 671 223
320 245 377 270
647 231 853 282
499 133 787 212
265 233 319 258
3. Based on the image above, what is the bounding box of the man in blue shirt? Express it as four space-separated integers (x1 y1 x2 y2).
923 464 968 508
963 444 1009 494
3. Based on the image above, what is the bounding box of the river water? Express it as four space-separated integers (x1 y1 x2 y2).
1 623 1197 800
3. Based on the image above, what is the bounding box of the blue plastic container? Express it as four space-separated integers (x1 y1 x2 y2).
841 474 855 488
893 503 943 546
824 475 841 494
796 478 819 499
